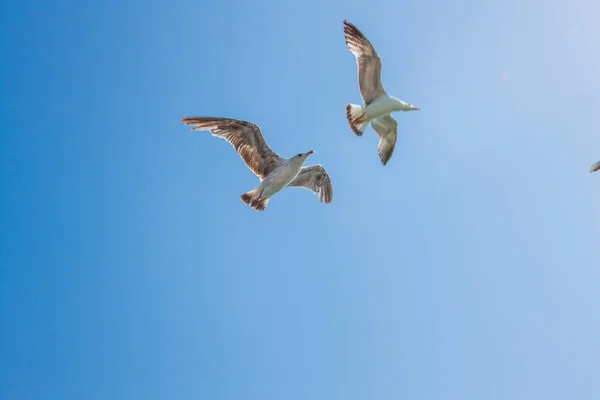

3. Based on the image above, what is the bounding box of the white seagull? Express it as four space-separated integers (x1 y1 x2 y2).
343 20 420 165
181 117 333 211
590 160 600 173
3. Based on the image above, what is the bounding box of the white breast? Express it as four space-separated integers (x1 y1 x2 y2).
260 162 303 197
366 96 402 118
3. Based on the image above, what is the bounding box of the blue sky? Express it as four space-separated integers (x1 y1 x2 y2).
1 0 599 399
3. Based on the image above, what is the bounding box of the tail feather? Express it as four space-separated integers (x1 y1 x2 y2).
345 104 369 136
240 192 254 205
240 188 269 211
250 198 269 211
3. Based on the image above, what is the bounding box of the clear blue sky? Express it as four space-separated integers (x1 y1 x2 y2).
1 0 599 399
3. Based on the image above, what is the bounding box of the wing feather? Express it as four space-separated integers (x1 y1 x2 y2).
287 165 333 204
181 117 283 179
371 115 398 165
343 20 386 105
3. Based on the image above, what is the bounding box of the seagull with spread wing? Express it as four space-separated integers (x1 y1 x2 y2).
343 20 420 165
181 117 333 211
591 160 600 173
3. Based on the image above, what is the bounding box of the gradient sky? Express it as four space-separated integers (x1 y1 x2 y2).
1 0 600 399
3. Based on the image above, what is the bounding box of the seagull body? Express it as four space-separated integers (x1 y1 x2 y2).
181 117 333 211
251 156 314 202
343 20 420 165
591 160 600 173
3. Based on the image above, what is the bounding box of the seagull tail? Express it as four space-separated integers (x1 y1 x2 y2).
241 188 270 211
250 198 269 211
346 104 369 136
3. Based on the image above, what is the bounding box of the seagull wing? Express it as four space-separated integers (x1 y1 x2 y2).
181 117 283 180
371 114 398 165
344 20 386 105
287 165 333 204
590 160 600 173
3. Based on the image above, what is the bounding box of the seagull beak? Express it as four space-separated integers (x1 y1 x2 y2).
306 150 315 156
413 107 421 111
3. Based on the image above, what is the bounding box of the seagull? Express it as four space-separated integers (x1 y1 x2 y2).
590 160 600 173
181 117 333 211
343 20 420 165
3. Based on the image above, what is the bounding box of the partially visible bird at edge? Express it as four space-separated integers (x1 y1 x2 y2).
181 117 333 211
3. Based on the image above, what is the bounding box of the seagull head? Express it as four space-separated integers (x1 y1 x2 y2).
590 161 600 173
292 151 314 163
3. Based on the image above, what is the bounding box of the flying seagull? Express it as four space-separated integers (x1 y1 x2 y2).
343 20 420 165
181 117 333 211
591 160 600 173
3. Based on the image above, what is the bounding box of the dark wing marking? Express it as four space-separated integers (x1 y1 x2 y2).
181 117 283 179
344 20 386 105
371 114 398 165
287 165 333 204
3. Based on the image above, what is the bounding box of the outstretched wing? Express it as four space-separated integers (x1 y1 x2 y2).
181 117 283 179
287 165 333 204
590 160 600 173
343 20 386 105
371 114 398 165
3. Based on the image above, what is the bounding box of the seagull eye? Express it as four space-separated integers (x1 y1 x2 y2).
297 153 301 157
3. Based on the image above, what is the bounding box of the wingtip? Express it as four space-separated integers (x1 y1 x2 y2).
378 148 393 166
